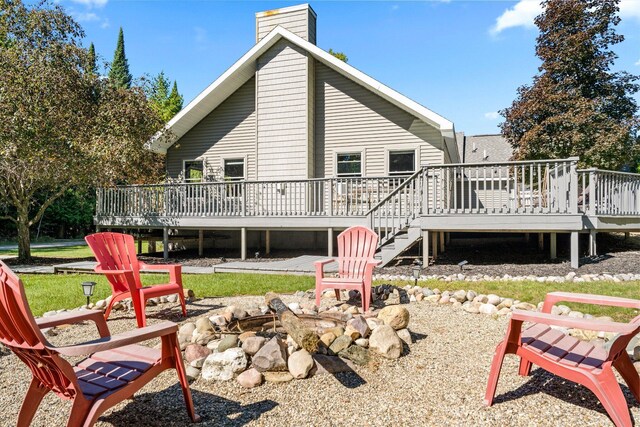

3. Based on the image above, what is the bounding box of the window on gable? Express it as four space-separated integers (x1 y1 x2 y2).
336 153 362 177
184 160 204 182
224 158 245 181
388 150 415 176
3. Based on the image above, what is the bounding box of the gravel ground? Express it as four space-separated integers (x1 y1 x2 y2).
1 296 637 426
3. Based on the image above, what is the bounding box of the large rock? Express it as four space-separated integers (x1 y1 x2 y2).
288 349 314 379
328 335 353 355
347 315 371 338
263 371 293 383
479 303 498 315
320 332 337 347
377 306 410 330
237 368 263 388
396 328 412 346
252 337 288 372
242 336 266 356
486 294 500 306
369 325 402 359
343 325 361 340
338 345 371 366
184 344 212 363
185 365 201 381
201 348 247 381
193 317 216 345
217 335 238 353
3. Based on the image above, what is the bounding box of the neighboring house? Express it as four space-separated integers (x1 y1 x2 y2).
149 4 459 183
96 4 640 269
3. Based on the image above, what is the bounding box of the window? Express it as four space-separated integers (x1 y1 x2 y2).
336 153 362 177
224 158 245 181
388 150 415 176
184 160 203 182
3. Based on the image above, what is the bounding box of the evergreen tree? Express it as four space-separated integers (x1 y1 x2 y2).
108 27 132 88
167 81 184 119
87 42 97 75
500 0 639 170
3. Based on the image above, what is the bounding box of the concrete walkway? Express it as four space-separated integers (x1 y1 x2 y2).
0 240 86 251
215 255 337 275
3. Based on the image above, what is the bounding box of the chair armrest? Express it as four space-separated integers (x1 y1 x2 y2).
94 267 134 276
36 310 110 338
542 292 640 313
511 310 640 335
55 321 178 357
139 262 182 284
314 258 335 279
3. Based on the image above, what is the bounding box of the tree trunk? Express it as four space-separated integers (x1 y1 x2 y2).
16 213 31 262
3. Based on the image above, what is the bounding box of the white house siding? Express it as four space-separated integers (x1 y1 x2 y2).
256 8 316 43
256 39 311 180
166 77 256 179
314 62 444 178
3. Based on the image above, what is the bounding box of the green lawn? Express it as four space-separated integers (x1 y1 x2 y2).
0 242 159 259
18 272 640 321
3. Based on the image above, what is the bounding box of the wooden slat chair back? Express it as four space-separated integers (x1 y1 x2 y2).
85 232 187 328
315 226 381 312
0 261 199 426
485 291 640 427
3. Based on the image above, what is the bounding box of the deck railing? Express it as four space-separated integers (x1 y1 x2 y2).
423 158 578 215
578 169 640 216
96 177 407 218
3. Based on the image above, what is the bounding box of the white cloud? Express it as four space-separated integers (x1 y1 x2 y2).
620 0 640 20
73 11 99 22
100 18 110 29
490 0 542 35
484 111 500 120
391 4 399 11
635 59 640 66
69 0 108 8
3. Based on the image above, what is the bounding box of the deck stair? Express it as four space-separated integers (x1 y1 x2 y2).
367 168 425 267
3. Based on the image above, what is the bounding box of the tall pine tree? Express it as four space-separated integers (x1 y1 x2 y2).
167 81 184 118
148 72 183 122
108 27 132 89
500 0 639 170
87 42 97 75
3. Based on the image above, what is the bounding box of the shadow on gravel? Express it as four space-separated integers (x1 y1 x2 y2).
100 384 278 426
493 368 639 418
109 301 225 324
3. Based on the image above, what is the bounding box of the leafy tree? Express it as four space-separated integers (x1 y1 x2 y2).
87 41 97 75
108 27 132 89
0 1 163 261
147 72 183 122
328 48 348 63
500 0 639 169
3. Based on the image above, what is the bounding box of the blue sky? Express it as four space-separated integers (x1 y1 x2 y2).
60 0 640 135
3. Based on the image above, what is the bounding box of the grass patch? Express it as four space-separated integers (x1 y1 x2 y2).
0 242 159 259
17 272 640 321
380 279 640 322
21 272 312 316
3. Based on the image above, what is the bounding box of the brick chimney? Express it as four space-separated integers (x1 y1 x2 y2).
256 4 317 44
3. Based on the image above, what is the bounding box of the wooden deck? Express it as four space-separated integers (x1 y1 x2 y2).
95 158 640 268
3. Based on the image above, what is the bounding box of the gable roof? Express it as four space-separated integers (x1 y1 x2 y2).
456 133 513 164
148 26 455 154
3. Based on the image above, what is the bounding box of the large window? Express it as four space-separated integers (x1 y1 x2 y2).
388 150 415 176
184 160 204 182
336 153 362 177
224 158 245 181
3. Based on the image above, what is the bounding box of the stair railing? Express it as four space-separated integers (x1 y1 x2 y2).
366 167 425 245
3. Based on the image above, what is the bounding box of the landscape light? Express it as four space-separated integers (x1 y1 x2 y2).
81 281 96 307
458 260 469 272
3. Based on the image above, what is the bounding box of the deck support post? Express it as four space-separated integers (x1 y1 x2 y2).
570 231 579 269
431 231 438 260
538 233 544 251
137 237 142 254
624 232 630 240
550 233 557 260
198 230 204 257
327 228 333 257
265 230 271 255
422 230 430 266
162 227 169 261
148 240 156 254
240 228 247 261
439 232 445 253
589 230 597 257
445 232 450 245
524 233 530 243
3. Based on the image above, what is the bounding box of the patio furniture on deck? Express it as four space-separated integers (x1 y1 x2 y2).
485 291 640 427
315 226 381 312
85 232 187 328
0 261 200 426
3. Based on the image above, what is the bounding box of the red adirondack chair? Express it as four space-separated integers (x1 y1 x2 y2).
315 226 381 312
485 291 640 427
85 232 187 328
0 261 200 427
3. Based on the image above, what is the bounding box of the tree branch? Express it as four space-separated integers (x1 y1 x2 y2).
0 215 17 224
28 186 70 227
